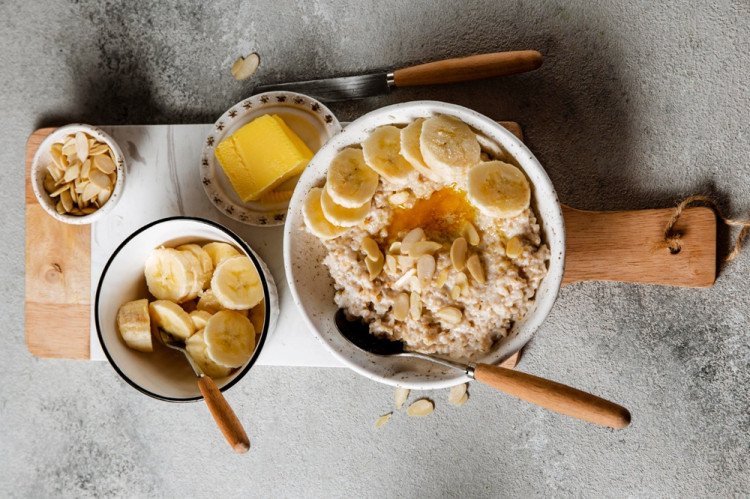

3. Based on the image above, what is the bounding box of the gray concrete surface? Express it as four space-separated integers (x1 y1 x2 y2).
2 0 748 497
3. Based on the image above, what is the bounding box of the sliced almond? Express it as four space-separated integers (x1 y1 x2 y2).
69 184 78 206
394 387 410 408
407 399 434 417
89 143 110 155
63 161 81 183
466 254 486 284
365 251 384 280
388 191 409 205
55 200 65 214
506 236 524 259
97 188 111 206
361 237 380 261
416 254 435 286
374 413 392 429
75 132 89 162
81 206 97 214
407 275 422 293
42 173 56 194
88 169 110 189
408 240 442 257
93 154 116 174
396 255 415 269
409 291 422 320
82 181 101 203
400 227 424 254
436 306 462 324
61 139 76 156
449 383 468 406
80 158 92 179
231 52 260 80
47 162 63 182
450 284 462 300
60 189 73 213
450 237 468 271
392 292 410 321
462 222 480 246
49 183 70 198
436 269 449 288
388 241 402 255
385 254 398 274
394 268 416 289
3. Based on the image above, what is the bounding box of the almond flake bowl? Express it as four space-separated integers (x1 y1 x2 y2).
284 101 565 390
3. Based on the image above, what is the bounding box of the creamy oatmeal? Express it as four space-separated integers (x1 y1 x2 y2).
302 115 549 359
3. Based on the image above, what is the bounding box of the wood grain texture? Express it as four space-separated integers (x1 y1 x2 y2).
561 205 716 288
25 128 91 359
393 51 543 87
198 376 250 453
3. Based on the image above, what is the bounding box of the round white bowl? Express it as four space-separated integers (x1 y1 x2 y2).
284 101 565 390
201 91 342 226
96 217 279 401
31 123 126 224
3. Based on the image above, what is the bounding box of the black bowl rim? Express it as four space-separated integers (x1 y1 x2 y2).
95 215 271 403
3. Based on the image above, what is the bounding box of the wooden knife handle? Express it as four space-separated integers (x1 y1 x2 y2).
198 376 250 453
392 50 542 87
473 363 631 429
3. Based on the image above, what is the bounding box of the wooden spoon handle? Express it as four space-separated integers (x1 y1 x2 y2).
393 50 542 87
473 363 631 428
198 376 250 453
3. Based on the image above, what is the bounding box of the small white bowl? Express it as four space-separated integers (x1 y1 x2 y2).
31 123 125 225
95 217 279 402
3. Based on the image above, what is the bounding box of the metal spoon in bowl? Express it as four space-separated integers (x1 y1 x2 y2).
156 328 250 453
334 309 631 429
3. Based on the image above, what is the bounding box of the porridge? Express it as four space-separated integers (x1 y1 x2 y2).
302 115 549 359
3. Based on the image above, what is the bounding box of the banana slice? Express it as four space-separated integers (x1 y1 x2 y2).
361 125 415 184
420 115 481 181
144 247 197 302
325 148 379 208
196 289 248 316
176 248 204 301
148 299 196 340
177 244 214 291
211 256 264 310
400 118 442 182
204 310 256 368
185 330 234 378
189 309 213 330
116 299 152 352
467 161 530 218
202 242 241 268
302 187 348 240
320 183 370 227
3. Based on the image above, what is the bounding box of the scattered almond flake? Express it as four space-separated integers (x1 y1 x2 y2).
388 191 409 205
407 399 434 417
400 227 424 254
396 255 415 269
436 306 462 324
361 237 380 261
506 235 524 259
388 241 401 255
365 252 384 280
408 240 442 257
462 222 480 246
466 254 486 284
449 383 468 405
393 268 416 289
450 237 468 271
231 52 260 80
391 293 409 321
450 284 461 300
409 291 422 319
374 413 392 429
416 254 435 286
394 386 410 408
385 254 397 274
436 269 449 288
407 275 422 293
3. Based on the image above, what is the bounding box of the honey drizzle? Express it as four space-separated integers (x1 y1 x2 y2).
388 187 476 242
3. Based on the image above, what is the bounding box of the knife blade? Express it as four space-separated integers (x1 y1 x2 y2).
253 50 543 102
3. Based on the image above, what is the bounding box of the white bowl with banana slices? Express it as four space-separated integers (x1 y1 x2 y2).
96 217 278 401
284 101 565 390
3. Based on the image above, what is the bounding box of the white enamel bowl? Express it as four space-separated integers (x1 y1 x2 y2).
31 123 126 224
96 217 279 401
284 101 565 390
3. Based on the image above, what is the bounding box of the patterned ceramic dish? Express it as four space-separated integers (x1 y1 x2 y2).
31 123 126 225
201 91 342 227
283 101 565 390
95 217 279 402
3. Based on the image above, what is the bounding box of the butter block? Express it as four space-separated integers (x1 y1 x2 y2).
214 114 314 202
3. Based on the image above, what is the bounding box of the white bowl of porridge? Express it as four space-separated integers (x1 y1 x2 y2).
284 101 565 389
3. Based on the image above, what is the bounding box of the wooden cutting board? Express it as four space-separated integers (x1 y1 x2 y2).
24 124 716 360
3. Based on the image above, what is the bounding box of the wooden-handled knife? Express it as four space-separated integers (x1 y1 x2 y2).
253 50 543 102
